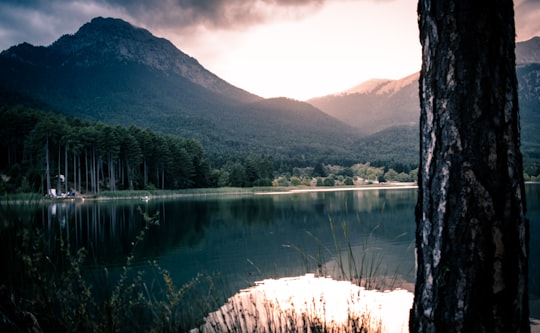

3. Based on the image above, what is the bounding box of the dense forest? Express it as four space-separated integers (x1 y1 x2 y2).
0 105 222 194
3 104 537 196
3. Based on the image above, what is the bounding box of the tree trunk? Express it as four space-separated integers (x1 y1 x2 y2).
411 1 530 332
78 154 82 193
92 148 97 193
45 135 51 196
73 151 77 194
143 159 148 187
65 145 69 194
85 149 89 194
98 157 103 194
91 149 94 193
57 141 61 193
108 153 114 191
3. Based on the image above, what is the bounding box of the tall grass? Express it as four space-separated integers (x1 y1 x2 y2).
1 201 400 333
1 203 216 332
299 216 399 291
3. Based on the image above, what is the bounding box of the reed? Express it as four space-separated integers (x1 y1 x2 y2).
1 203 212 332
1 202 401 332
298 216 399 292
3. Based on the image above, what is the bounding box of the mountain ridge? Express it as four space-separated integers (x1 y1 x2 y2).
1 17 538 172
308 73 419 135
2 17 260 104
338 73 419 97
0 17 364 167
309 36 540 173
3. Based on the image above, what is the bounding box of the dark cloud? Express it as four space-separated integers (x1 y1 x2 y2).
1 0 538 52
0 0 327 50
117 0 325 31
0 0 128 49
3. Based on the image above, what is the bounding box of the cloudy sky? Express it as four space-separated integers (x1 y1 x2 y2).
1 0 539 100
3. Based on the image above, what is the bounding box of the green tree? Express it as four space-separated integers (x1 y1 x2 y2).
344 177 354 186
25 116 60 196
313 161 327 177
290 176 302 186
226 162 246 187
118 127 142 190
323 177 335 186
383 169 398 182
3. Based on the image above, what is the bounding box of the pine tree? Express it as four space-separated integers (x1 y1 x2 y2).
411 0 530 331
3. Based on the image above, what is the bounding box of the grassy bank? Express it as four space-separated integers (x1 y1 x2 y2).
1 183 418 204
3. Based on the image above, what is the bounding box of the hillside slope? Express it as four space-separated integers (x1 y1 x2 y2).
0 17 363 166
308 73 419 135
311 37 540 173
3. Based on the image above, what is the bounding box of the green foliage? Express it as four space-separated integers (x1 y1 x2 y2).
323 177 336 186
0 106 212 194
313 161 327 177
351 163 385 182
219 155 274 187
290 176 302 186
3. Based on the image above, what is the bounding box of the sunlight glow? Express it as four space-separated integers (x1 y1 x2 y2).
193 274 413 333
185 0 420 100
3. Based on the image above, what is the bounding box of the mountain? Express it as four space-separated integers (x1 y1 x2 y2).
0 17 363 166
2 17 259 104
516 37 540 174
310 37 540 174
308 73 419 135
515 36 540 64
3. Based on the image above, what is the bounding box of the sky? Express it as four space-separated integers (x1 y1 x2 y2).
1 0 540 100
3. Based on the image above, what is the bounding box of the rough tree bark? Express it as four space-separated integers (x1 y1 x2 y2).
410 0 530 332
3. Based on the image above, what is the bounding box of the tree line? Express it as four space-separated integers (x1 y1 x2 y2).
0 106 218 194
1 105 422 195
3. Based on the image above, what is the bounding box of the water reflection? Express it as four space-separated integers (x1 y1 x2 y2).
194 274 412 333
2 185 538 321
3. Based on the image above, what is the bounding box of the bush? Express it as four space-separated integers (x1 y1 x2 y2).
323 178 335 186
253 178 273 186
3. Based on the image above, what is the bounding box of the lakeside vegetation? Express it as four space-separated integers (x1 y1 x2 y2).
2 105 538 199
1 105 421 198
0 197 404 332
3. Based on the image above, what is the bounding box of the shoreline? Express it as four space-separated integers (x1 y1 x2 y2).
1 184 419 204
254 183 418 195
5 182 540 203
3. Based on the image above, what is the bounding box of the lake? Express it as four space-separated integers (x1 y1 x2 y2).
43 187 419 288
2 184 539 329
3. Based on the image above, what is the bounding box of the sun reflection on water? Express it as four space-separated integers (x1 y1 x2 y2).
193 274 413 333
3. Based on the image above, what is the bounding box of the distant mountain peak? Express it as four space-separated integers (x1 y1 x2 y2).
341 78 391 95
50 17 161 60
2 16 258 102
338 72 419 97
50 16 206 76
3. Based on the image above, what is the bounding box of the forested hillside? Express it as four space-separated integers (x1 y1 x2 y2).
0 106 215 194
0 17 364 167
308 73 419 135
310 37 540 176
1 17 538 192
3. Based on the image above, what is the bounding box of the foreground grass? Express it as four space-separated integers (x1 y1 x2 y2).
1 206 221 332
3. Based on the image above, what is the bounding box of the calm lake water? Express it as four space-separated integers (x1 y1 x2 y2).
45 188 419 288
3 184 539 321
